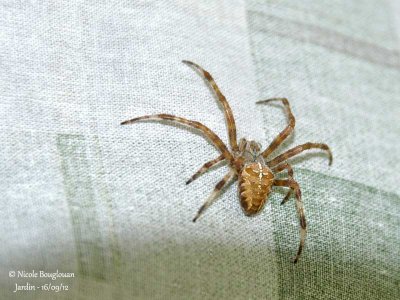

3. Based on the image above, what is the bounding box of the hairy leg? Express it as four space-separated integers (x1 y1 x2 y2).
121 114 234 162
272 163 294 205
267 142 333 168
186 154 225 185
193 170 236 222
256 98 295 159
183 60 239 152
273 179 306 263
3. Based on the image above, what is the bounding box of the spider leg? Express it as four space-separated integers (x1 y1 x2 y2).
186 154 225 185
272 162 294 177
271 163 294 205
267 142 333 168
192 170 236 222
274 179 306 263
182 60 239 152
121 114 234 163
256 98 295 159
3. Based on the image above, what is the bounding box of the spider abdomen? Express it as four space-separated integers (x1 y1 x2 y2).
239 163 274 215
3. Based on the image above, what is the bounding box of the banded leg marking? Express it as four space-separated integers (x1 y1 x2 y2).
257 98 295 159
186 154 225 185
193 170 236 222
273 179 306 263
121 114 234 163
267 142 333 168
272 163 294 205
183 60 238 152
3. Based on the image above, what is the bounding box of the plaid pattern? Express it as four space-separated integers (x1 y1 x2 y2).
1 1 399 299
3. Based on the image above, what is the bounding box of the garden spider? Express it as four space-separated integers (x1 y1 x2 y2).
121 60 332 263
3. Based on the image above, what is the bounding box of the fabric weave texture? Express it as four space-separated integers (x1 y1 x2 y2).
0 1 399 299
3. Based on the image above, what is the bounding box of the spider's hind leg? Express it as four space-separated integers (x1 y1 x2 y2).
273 178 306 263
272 163 294 205
186 154 225 185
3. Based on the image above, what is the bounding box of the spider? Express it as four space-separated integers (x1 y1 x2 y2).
121 60 332 263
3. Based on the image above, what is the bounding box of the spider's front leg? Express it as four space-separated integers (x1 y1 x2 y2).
273 179 306 263
121 114 234 163
182 60 239 152
267 142 332 168
256 98 295 158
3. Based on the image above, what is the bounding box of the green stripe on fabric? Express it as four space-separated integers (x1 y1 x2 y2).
57 134 106 280
270 168 400 300
91 136 123 299
92 136 122 272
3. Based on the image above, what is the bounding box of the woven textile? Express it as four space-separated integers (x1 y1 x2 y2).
0 1 399 299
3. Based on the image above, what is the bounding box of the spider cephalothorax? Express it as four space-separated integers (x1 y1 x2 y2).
121 60 332 263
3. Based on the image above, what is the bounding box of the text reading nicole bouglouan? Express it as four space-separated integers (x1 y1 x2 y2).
9 270 75 293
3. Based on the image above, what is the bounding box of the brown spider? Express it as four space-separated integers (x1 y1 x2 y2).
121 60 332 263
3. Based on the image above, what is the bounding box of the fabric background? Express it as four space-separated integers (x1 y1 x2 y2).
0 1 399 299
